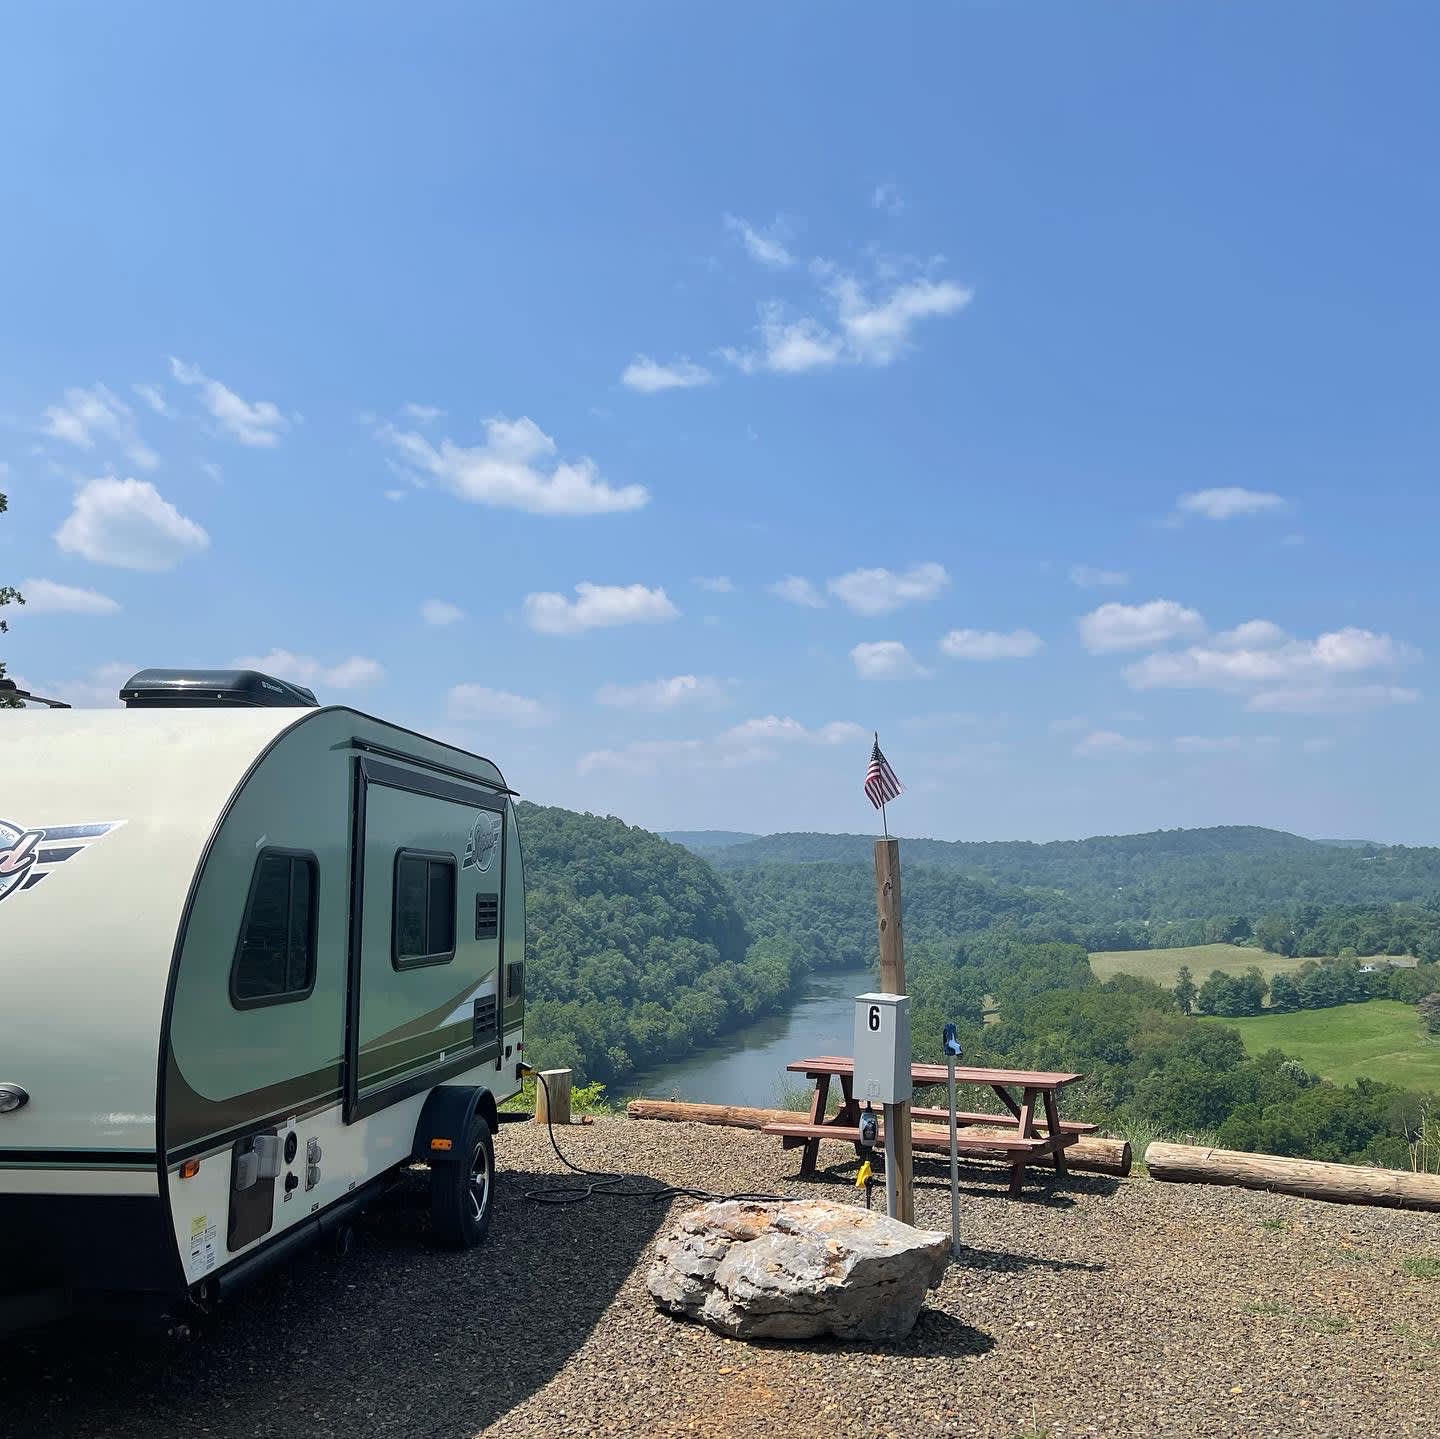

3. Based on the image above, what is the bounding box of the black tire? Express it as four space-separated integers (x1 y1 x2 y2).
429 1111 495 1250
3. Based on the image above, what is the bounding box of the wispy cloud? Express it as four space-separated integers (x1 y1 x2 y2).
621 356 713 393
380 415 648 516
447 683 550 726
232 649 383 690
939 628 1043 660
595 675 727 710
420 599 464 626
829 562 948 616
1174 487 1286 522
18 578 119 615
723 213 794 268
694 575 735 594
1078 599 1206 654
402 402 445 423
577 713 863 777
169 358 288 447
851 641 930 681
1068 564 1128 589
55 477 208 572
1074 730 1153 757
769 575 827 608
870 181 905 215
131 383 171 418
42 385 158 470
523 582 678 635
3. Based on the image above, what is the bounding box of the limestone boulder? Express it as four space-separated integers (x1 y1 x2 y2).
647 1198 949 1342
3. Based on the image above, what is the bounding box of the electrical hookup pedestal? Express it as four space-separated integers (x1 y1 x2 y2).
853 991 911 1221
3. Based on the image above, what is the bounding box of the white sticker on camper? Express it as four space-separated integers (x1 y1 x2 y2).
188 1214 218 1277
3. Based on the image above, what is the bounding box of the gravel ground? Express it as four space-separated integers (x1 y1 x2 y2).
4 1118 1439 1439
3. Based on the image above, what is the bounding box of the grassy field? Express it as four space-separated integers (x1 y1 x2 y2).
1089 942 1312 989
1202 1000 1440 1091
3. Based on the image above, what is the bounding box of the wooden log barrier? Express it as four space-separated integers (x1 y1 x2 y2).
534 1068 572 1127
1145 1141 1440 1211
625 1100 1132 1177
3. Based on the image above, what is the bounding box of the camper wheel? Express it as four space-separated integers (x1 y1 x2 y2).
430 1111 495 1249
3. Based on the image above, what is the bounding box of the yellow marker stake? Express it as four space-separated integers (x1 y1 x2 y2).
854 1159 873 1190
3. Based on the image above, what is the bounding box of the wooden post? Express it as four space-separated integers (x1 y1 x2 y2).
874 838 914 1225
533 1068 572 1127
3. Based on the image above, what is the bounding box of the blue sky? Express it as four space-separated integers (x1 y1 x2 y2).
3 4 1438 842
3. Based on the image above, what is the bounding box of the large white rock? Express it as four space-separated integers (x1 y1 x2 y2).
647 1199 949 1342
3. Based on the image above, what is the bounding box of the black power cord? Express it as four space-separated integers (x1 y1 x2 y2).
520 1070 789 1208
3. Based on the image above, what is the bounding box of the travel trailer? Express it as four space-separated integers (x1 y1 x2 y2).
0 669 525 1333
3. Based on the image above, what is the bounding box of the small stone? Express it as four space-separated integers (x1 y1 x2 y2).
647 1198 949 1343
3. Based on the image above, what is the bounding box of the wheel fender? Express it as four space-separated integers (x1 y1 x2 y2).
411 1085 498 1166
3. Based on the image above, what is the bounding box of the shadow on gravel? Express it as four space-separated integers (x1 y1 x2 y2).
744 1306 996 1360
0 1167 667 1439
804 1157 1121 1208
954 1245 1105 1275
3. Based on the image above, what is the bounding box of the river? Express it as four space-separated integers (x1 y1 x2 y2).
632 965 874 1108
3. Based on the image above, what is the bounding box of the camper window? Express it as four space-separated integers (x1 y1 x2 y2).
231 851 319 1007
393 850 457 969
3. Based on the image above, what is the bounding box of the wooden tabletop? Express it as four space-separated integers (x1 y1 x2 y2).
787 1055 1084 1090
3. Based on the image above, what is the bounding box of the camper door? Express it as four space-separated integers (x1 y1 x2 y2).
347 758 506 1121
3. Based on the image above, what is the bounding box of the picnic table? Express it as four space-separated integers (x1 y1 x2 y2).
764 1055 1090 1198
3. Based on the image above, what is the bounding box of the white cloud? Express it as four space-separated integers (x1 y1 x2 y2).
694 575 735 594
421 599 464 626
1247 685 1420 716
1125 625 1416 693
1068 564 1129 589
1078 599 1206 654
18 578 119 615
723 303 844 375
595 674 727 710
523 582 679 635
447 683 550 726
722 264 971 375
939 628 1043 661
55 477 208 572
1074 730 1153 757
870 182 905 215
577 739 706 776
825 269 973 367
1303 736 1338 754
169 358 288 447
1176 487 1286 521
39 661 135 709
851 641 929 681
769 575 827 608
402 402 445 423
231 649 384 690
42 384 158 470
828 561 948 616
621 356 713 393
132 383 171 417
1049 714 1091 735
1172 735 1278 754
721 716 865 747
723 213 794 268
379 415 648 516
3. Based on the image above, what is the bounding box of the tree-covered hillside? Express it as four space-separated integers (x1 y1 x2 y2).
518 804 801 1084
706 825 1440 925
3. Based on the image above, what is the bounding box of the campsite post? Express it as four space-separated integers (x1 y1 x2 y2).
873 836 914 1224
943 1023 963 1258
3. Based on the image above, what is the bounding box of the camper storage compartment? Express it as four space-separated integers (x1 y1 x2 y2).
229 1129 281 1250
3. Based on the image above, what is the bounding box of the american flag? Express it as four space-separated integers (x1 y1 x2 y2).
864 739 903 809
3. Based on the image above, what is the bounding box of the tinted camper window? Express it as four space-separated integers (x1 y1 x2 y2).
231 852 318 1006
393 851 456 968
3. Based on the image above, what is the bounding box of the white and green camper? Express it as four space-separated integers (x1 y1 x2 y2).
0 669 525 1333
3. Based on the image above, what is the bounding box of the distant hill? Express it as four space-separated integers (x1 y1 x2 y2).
704 825 1439 926
661 829 762 851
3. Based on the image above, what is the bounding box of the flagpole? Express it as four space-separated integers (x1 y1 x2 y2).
876 731 889 839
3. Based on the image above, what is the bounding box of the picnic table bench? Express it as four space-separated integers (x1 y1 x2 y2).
763 1055 1087 1198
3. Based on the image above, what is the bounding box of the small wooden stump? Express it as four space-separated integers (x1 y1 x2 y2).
533 1068 572 1127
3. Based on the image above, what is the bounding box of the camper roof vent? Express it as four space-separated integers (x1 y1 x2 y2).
119 668 319 709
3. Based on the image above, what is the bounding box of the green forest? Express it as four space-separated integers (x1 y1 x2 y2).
517 808 1440 1169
